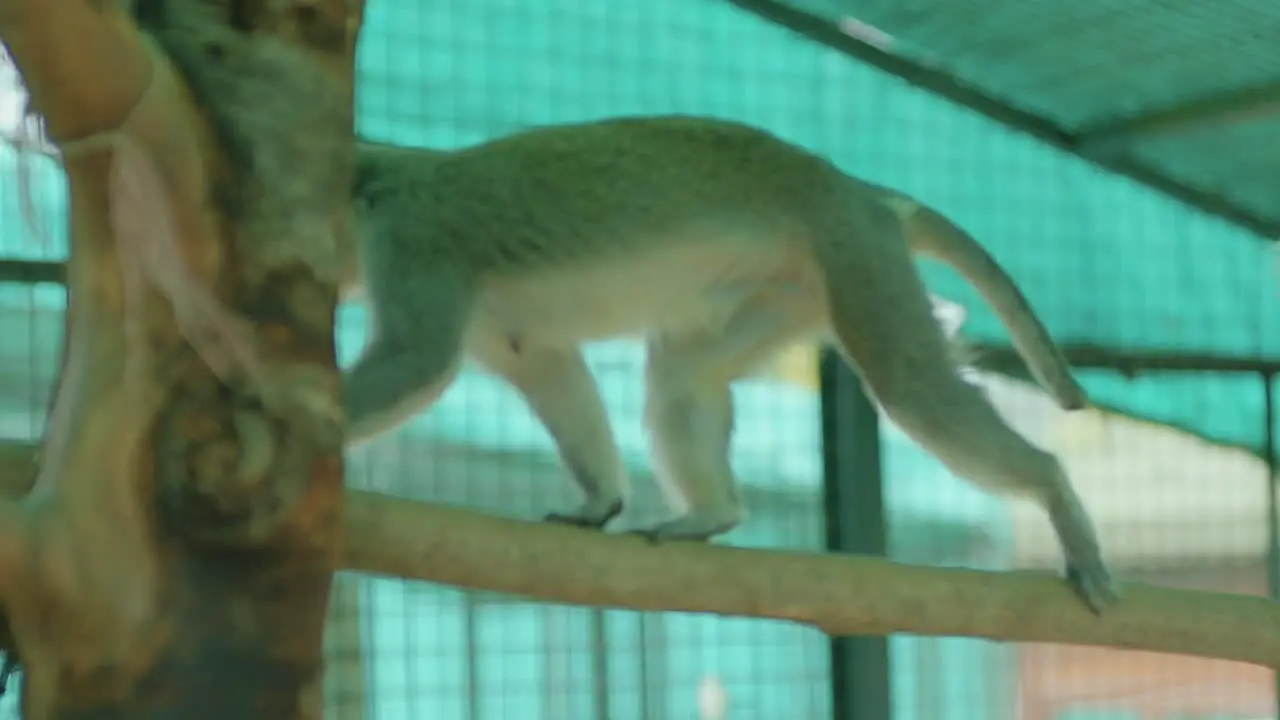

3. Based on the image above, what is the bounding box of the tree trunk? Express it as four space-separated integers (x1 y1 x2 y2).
0 0 363 716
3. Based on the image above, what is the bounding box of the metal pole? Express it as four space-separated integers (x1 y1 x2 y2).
590 610 609 720
819 350 891 720
1263 373 1278 719
463 593 480 720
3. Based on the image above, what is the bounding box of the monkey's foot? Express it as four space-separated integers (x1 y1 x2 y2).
626 513 742 545
544 499 624 530
1065 560 1120 616
1050 496 1121 615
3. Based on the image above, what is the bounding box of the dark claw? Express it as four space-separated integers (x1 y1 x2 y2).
1065 561 1121 616
544 512 609 529
543 499 624 530
627 527 718 546
1048 492 1120 615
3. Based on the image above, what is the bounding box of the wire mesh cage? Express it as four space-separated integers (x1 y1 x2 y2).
0 0 1278 718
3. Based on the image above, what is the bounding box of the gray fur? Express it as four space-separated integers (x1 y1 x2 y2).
344 116 1118 614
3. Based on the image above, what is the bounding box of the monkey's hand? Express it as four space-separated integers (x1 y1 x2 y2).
543 498 625 531
624 510 745 544
1049 491 1121 615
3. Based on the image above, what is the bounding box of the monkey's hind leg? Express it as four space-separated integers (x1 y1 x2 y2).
632 297 815 543
636 368 742 544
485 346 628 529
817 210 1118 614
342 271 471 444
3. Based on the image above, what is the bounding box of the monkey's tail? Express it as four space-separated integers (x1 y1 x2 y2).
894 198 1089 410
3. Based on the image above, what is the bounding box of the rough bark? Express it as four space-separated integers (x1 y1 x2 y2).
0 441 1276 672
0 0 362 717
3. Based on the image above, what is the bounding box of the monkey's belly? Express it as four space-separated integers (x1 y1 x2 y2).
469 243 822 350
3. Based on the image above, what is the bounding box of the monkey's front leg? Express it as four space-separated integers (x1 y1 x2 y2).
486 346 628 529
343 272 471 444
342 335 462 445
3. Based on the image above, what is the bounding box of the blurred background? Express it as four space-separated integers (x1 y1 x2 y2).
2 0 1279 717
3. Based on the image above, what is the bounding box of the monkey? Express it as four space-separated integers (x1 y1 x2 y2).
342 115 1118 614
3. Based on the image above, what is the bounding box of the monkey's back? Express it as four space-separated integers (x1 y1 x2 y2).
355 116 855 343
365 116 852 265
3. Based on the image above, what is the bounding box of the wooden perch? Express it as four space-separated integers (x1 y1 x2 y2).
0 440 1275 670
342 490 1280 668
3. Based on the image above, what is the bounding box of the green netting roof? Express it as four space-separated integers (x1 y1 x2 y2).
780 0 1280 236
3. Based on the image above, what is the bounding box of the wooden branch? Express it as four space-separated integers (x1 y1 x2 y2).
972 342 1280 378
0 0 152 141
0 442 34 497
0 439 1275 668
340 490 1280 668
0 0 365 715
0 500 30 589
